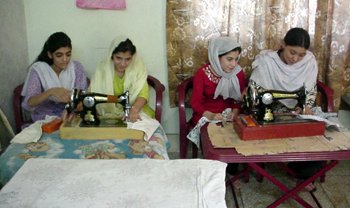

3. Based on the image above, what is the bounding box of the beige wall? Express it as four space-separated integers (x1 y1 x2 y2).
23 0 179 133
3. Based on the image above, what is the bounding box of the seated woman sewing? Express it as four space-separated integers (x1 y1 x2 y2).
249 27 323 191
21 32 88 122
88 36 169 154
189 37 246 174
90 36 154 122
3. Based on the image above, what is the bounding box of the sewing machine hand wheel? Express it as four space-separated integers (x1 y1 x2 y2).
242 86 259 113
65 89 84 114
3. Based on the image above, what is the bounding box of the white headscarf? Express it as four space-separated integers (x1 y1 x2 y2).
90 36 147 115
208 37 242 100
250 49 318 108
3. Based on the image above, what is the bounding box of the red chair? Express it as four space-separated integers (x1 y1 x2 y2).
13 83 31 133
177 77 199 159
146 75 166 123
13 75 165 133
316 80 334 112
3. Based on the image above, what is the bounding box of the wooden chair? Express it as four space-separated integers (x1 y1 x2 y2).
0 107 15 154
13 75 165 133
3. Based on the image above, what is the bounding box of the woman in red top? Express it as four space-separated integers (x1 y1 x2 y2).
190 37 246 124
189 37 245 175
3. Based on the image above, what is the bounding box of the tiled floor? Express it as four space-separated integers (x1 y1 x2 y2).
168 152 350 208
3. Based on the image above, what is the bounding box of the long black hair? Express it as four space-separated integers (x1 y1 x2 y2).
35 32 72 65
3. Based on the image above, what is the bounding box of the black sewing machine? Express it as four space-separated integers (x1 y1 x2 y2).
65 89 131 126
242 85 306 124
236 85 325 140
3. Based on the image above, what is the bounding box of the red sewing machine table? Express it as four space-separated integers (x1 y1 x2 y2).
200 123 350 208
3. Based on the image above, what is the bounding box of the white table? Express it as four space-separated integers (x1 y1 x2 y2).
0 158 227 208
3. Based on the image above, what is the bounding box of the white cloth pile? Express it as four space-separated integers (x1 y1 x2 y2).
297 107 345 131
11 115 59 144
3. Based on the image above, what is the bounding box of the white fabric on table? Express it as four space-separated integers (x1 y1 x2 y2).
297 106 345 131
187 108 232 148
0 158 227 208
127 111 160 141
10 115 58 144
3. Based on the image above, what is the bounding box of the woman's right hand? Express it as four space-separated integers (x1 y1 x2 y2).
240 87 248 100
203 111 223 121
28 87 71 107
49 87 71 103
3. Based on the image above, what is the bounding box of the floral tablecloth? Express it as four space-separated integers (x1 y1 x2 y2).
0 127 169 186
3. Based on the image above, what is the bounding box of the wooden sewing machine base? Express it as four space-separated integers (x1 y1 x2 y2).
233 115 325 141
60 116 144 140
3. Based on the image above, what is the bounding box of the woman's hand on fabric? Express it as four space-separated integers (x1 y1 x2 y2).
203 111 223 121
127 107 141 122
293 106 313 115
228 108 240 121
303 106 313 115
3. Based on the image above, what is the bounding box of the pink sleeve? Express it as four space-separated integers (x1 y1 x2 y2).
22 70 42 111
73 61 88 90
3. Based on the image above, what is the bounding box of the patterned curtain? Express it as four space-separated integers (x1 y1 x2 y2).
166 0 350 110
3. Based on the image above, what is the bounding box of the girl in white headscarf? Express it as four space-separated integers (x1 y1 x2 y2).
190 37 246 125
90 36 154 122
250 27 318 114
250 27 322 192
188 36 246 175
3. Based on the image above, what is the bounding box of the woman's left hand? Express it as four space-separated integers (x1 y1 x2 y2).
303 106 313 115
294 106 313 115
127 107 141 122
225 108 239 122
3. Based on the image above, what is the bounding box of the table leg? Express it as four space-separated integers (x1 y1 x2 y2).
226 166 252 208
248 161 338 208
248 162 313 207
268 160 338 208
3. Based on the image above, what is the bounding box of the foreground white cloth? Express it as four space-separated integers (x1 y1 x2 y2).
0 158 227 208
10 115 58 144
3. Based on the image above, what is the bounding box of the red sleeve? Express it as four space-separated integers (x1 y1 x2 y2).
190 68 207 117
237 70 246 93
232 70 246 110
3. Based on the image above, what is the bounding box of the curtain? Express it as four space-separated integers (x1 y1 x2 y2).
166 0 350 110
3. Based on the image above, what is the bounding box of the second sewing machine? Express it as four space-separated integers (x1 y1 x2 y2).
234 85 325 140
65 89 131 127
